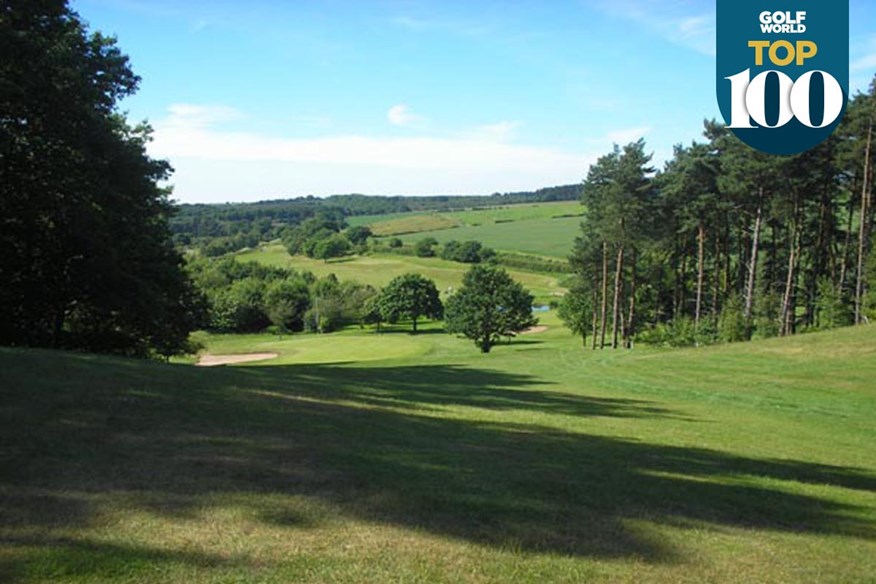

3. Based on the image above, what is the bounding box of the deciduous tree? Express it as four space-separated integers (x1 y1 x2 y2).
444 265 536 353
378 273 443 333
0 0 204 356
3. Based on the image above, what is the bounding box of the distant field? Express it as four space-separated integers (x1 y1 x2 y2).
364 213 460 236
347 202 583 244
3 322 875 583
396 215 582 258
235 245 567 301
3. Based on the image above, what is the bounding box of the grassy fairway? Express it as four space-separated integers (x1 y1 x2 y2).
234 245 566 301
2 323 876 583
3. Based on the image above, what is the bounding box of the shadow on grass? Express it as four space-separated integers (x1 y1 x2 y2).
2 348 875 579
0 535 244 583
241 363 677 418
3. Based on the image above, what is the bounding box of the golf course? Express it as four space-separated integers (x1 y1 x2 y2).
2 315 875 583
5 3 876 583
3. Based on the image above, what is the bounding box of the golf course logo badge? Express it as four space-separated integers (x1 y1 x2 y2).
716 1 849 155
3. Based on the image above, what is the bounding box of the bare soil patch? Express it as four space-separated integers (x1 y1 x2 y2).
197 353 279 367
520 326 548 335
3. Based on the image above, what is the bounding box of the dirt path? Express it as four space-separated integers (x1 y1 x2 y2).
520 325 549 335
196 353 279 367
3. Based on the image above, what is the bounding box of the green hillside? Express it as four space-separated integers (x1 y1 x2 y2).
234 245 567 302
2 323 875 583
342 202 583 258
395 215 582 258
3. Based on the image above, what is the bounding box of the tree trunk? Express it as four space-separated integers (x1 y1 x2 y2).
781 205 802 336
599 241 609 349
676 247 688 320
838 181 856 293
673 234 683 320
695 221 705 330
805 195 829 327
611 244 624 349
712 230 721 325
590 306 598 350
625 248 637 349
724 220 732 301
744 192 763 325
856 123 873 325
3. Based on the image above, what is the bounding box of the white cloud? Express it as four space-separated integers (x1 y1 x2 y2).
465 121 521 143
851 36 876 73
852 54 876 73
387 104 426 127
605 126 652 144
590 0 715 56
162 103 242 128
150 104 594 203
850 36 876 93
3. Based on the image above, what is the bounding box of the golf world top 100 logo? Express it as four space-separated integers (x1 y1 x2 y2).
716 1 849 155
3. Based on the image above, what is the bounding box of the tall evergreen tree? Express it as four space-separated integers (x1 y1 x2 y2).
572 139 654 349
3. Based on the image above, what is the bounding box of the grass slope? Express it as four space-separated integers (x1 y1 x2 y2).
395 215 582 258
234 246 566 302
344 202 584 257
2 323 876 583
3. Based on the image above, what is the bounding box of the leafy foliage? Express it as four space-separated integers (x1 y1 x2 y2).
313 233 352 262
0 0 204 356
414 237 439 258
187 257 379 335
558 277 593 346
445 265 537 353
377 273 443 333
441 240 496 264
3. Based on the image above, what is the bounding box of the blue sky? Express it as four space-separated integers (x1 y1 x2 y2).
72 0 876 204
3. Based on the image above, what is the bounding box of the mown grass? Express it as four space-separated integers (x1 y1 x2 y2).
2 320 876 583
234 246 567 302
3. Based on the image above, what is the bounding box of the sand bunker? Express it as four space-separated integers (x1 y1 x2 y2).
520 326 548 335
197 353 279 367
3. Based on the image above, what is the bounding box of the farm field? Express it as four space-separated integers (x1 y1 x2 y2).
2 322 876 583
344 202 584 257
346 201 582 232
235 245 567 302
394 215 583 258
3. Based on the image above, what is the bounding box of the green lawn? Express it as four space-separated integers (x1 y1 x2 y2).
234 245 567 302
2 322 876 583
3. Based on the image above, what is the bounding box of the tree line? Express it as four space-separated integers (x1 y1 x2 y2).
187 257 535 353
172 187 582 256
560 84 876 348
